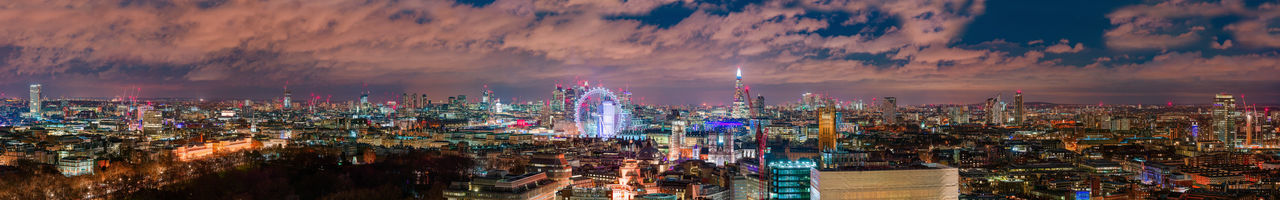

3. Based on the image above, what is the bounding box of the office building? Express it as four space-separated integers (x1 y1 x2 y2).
1014 90 1025 125
813 163 960 199
1212 93 1237 147
768 160 816 200
881 97 897 125
28 83 41 119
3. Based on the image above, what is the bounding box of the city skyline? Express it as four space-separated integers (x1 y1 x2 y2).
0 0 1277 105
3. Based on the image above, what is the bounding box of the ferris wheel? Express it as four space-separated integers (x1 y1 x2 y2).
574 87 630 140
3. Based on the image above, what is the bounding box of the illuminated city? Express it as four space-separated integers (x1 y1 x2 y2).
1 0 1279 200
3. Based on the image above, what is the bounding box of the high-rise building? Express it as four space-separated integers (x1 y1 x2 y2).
817 107 838 152
282 87 292 109
359 93 370 112
985 97 1003 125
142 109 163 134
481 85 493 111
1213 93 1237 147
420 94 428 108
551 85 565 112
731 67 750 118
752 95 766 118
881 97 897 125
28 84 41 119
400 93 410 110
947 106 969 124
1014 90 1025 125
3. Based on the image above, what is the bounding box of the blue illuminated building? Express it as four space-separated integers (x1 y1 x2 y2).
768 159 816 200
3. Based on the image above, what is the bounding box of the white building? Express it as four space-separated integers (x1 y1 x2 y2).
58 156 94 176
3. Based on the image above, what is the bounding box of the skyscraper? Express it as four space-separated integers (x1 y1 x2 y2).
985 97 1003 125
753 95 766 118
881 97 897 125
1014 90 1025 125
551 85 565 112
731 67 750 118
818 107 838 152
283 87 292 109
28 84 41 119
1213 93 1237 147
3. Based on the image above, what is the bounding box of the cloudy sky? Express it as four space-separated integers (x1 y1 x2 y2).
0 0 1277 105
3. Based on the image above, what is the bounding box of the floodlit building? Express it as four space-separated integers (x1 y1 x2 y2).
812 163 960 200
57 156 94 176
1212 93 1237 147
444 171 559 200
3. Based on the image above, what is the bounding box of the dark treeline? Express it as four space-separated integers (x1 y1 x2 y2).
125 147 474 200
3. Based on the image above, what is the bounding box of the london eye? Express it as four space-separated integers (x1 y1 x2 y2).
573 87 629 140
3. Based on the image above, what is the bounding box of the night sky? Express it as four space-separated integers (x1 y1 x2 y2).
0 0 1277 105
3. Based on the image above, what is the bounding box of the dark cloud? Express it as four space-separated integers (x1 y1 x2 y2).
0 0 1276 105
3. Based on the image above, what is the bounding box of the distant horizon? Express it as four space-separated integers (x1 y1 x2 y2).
9 91 1278 107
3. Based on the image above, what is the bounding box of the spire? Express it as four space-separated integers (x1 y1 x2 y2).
736 66 742 79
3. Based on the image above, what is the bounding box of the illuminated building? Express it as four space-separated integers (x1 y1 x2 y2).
142 109 163 134
552 85 566 112
813 163 960 199
28 83 41 119
57 156 94 177
817 107 837 152
731 67 750 119
668 120 687 161
283 87 292 109
574 87 628 140
752 95 766 118
768 159 816 200
443 172 559 200
732 174 763 200
360 93 370 110
1212 93 1237 147
707 128 734 166
529 153 573 191
947 106 969 124
634 193 678 200
601 101 617 139
985 97 1003 125
1015 90 1025 125
881 97 897 125
173 138 256 162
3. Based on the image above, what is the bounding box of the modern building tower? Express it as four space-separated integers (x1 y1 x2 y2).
818 107 838 152
283 87 292 109
1213 93 1237 147
551 85 565 112
731 67 750 119
753 95 766 118
1014 90 1025 125
881 97 897 125
985 97 1003 125
28 84 41 119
